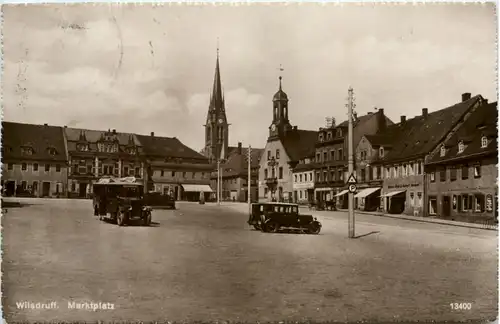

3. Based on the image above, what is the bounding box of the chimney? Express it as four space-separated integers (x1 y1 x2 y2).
112 129 116 134
64 125 67 128
462 92 471 102
400 116 406 123
377 108 387 131
293 126 298 130
484 99 489 104
238 142 242 154
422 108 428 117
44 123 48 126
151 132 155 137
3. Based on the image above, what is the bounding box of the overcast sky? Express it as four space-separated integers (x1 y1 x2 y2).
2 3 497 151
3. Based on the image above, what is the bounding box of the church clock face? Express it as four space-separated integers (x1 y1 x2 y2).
218 118 224 124
271 124 276 132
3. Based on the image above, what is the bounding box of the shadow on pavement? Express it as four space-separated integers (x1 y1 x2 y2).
98 217 161 227
353 231 380 239
1 200 34 209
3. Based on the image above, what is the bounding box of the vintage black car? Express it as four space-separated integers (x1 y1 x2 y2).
92 177 153 226
145 191 176 209
247 202 322 234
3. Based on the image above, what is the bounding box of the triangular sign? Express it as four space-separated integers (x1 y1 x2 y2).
347 173 357 184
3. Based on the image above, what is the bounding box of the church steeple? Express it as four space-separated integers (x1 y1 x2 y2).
204 44 229 163
269 68 292 140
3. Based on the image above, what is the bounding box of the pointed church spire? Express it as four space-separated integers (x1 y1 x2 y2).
210 43 223 110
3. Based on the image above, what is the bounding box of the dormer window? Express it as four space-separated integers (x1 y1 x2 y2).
458 141 465 154
77 144 90 152
440 145 446 157
337 129 343 137
319 133 324 142
127 147 137 155
327 132 332 140
21 146 34 156
379 147 384 158
48 147 57 156
481 136 488 148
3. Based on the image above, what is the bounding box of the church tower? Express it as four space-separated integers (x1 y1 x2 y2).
268 75 292 140
204 49 229 163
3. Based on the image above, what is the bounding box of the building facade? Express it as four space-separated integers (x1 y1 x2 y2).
292 157 316 205
425 101 497 223
65 128 145 198
2 122 68 197
138 133 213 201
258 76 317 202
371 93 486 216
313 109 392 209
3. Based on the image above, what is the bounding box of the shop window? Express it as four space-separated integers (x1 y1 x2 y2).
461 165 469 179
461 195 469 212
474 194 485 212
409 192 415 207
417 192 422 207
452 195 457 210
430 172 435 182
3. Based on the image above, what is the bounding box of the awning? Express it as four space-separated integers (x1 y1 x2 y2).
334 189 349 197
315 187 333 192
355 187 381 198
381 190 406 197
181 184 213 193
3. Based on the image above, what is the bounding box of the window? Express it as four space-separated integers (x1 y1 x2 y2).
408 163 414 176
331 170 335 181
267 151 271 160
316 172 321 182
473 164 481 178
182 171 186 178
21 147 34 155
338 149 343 160
462 195 469 212
33 163 38 171
316 153 320 162
409 192 415 207
45 164 50 172
279 167 283 179
394 166 399 178
481 136 488 148
386 167 390 179
417 162 422 175
475 194 484 212
276 149 280 160
327 132 332 140
461 165 468 179
21 163 27 171
48 148 57 155
124 167 129 175
452 195 457 210
192 172 196 179
331 150 335 161
56 164 61 172
338 170 343 181
309 173 313 181
294 175 298 182
319 133 324 142
417 192 422 207
87 165 92 174
439 168 446 182
458 141 465 154
440 146 446 157
323 171 327 182
429 197 437 215
21 181 27 190
299 191 303 199
361 169 365 182
402 164 407 177
161 170 164 177
264 169 268 179
430 172 435 182
323 152 327 162
172 171 175 177
8 164 13 170
299 174 303 182
379 147 384 158
450 167 457 181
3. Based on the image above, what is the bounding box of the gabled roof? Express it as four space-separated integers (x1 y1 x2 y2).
337 113 375 128
281 129 318 162
219 146 264 177
2 122 67 162
371 95 483 164
364 134 393 147
293 162 319 172
136 134 208 161
427 101 497 164
64 127 141 153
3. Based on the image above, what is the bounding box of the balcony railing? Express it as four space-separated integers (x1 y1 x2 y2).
265 177 278 186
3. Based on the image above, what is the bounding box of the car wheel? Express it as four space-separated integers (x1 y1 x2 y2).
253 224 261 231
308 223 321 234
143 212 152 226
117 211 128 227
265 221 280 233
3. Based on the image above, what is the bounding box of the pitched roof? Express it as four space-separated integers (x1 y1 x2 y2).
427 101 497 164
64 127 141 153
372 95 483 164
364 134 393 147
2 122 68 162
293 162 319 172
220 146 264 177
281 129 319 162
337 113 374 128
136 134 208 161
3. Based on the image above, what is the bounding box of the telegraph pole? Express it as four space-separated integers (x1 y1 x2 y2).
347 86 356 238
248 145 252 214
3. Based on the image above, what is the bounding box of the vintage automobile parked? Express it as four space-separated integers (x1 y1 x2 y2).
144 191 176 209
92 177 153 226
247 202 322 234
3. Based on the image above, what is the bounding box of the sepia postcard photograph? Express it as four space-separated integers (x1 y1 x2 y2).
1 2 498 323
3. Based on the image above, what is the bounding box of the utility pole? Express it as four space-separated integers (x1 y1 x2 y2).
347 86 356 238
217 159 220 205
248 145 252 214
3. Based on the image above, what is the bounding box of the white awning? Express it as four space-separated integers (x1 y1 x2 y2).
355 187 381 198
381 190 406 197
315 187 332 192
181 184 213 193
335 189 349 197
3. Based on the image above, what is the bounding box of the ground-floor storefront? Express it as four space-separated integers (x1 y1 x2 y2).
292 183 315 205
354 186 382 212
152 183 213 201
2 179 66 198
427 188 497 224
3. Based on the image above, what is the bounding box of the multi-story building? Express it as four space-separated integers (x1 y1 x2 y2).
292 155 316 205
2 122 68 197
424 101 497 223
371 93 486 216
313 109 392 208
138 133 214 201
211 143 263 202
258 76 317 202
65 127 145 198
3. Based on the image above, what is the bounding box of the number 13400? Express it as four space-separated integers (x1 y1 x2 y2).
450 303 472 310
